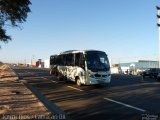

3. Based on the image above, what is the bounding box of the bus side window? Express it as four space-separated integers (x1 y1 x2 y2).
75 53 80 66
50 56 56 65
70 54 74 66
57 55 62 65
66 54 74 66
75 53 85 70
50 57 52 65
61 55 65 65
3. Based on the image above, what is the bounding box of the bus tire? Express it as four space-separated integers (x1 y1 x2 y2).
55 71 58 76
50 69 53 75
58 76 62 81
76 78 81 86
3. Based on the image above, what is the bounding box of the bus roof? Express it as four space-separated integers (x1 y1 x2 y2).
60 50 106 55
50 54 58 57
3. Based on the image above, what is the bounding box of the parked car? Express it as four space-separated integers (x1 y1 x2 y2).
141 68 160 78
137 69 147 76
157 73 160 81
141 69 151 77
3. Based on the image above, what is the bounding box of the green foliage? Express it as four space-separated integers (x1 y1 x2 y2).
0 0 31 47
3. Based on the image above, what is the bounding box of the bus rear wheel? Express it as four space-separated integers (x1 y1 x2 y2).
50 69 53 75
76 78 81 86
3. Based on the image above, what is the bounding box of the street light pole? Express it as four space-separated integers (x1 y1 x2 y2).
156 6 160 68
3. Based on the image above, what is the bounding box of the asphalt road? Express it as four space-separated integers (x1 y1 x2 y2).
13 67 160 120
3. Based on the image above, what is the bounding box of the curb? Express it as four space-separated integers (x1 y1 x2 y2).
18 79 71 120
9 66 71 120
12 66 72 120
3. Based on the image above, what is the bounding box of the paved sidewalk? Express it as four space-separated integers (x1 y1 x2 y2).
0 64 52 120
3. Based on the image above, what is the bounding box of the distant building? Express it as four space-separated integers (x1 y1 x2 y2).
30 59 45 68
26 63 31 67
36 61 44 68
111 67 122 74
31 60 36 67
120 60 159 75
120 60 158 69
44 59 50 68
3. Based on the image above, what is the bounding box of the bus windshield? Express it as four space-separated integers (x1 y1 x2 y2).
86 51 110 72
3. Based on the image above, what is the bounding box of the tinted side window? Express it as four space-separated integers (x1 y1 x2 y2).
66 54 74 66
62 55 66 65
50 56 53 65
57 55 64 65
50 56 57 65
75 53 80 66
75 53 85 69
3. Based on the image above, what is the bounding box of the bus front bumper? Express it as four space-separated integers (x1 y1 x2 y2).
87 76 111 85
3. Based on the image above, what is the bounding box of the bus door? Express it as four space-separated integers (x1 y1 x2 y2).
66 54 75 81
75 53 86 83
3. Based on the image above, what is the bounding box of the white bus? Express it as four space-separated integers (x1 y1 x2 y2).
50 50 111 86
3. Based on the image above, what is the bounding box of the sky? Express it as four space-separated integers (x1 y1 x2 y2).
0 0 160 64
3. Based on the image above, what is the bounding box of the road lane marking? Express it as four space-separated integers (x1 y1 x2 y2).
104 97 146 112
67 86 83 91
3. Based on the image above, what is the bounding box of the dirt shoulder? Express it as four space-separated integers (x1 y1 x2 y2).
0 64 52 120
0 64 18 81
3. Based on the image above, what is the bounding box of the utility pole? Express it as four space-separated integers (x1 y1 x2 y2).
31 55 35 67
24 59 26 66
156 6 160 68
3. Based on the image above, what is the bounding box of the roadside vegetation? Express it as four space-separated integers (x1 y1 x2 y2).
0 0 31 48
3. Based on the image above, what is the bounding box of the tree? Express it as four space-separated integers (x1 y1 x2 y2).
0 0 31 48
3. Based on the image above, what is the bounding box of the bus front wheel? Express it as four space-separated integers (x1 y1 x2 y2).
76 78 81 86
